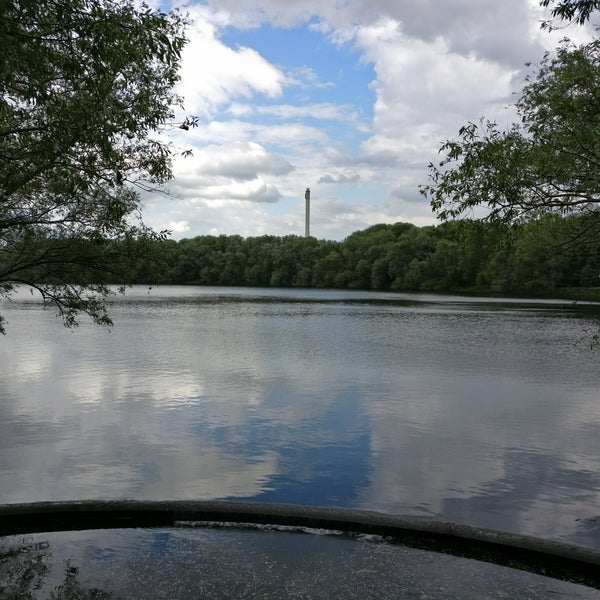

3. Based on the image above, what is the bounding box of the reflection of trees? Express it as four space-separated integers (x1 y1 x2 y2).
0 540 113 599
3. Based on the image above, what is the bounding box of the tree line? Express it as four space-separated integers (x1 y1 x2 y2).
106 215 599 298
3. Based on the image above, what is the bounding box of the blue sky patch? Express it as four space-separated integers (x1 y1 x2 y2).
221 23 375 121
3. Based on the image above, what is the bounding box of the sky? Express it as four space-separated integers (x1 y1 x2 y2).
143 0 595 241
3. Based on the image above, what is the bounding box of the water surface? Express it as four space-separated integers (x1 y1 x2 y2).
1 286 599 548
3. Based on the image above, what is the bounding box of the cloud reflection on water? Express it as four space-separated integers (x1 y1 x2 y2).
0 287 599 548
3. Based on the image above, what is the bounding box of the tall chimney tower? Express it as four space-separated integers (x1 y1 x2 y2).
304 188 311 237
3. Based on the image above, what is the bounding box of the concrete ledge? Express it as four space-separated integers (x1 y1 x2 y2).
1 500 599 589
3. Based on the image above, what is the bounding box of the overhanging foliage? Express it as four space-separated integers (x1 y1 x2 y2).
421 39 600 237
0 0 195 333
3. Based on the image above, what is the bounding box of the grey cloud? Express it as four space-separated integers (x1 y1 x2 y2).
247 184 283 203
382 0 543 67
200 181 284 203
346 151 401 168
201 149 294 181
321 146 402 170
387 0 546 68
318 170 360 184
391 186 425 204
205 0 545 68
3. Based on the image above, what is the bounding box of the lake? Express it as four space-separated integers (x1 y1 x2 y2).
1 286 599 549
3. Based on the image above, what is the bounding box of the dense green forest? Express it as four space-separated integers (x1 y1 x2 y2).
103 215 600 298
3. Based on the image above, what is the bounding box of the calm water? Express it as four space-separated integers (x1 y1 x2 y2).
1 286 599 548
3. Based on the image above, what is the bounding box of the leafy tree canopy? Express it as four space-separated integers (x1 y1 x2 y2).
541 0 600 26
421 37 600 240
0 0 194 333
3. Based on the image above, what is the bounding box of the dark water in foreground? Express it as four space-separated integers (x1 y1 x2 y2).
4 525 600 599
1 286 599 548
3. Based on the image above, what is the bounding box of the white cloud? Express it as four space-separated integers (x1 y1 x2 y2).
148 0 596 240
284 65 336 88
167 220 191 234
357 19 518 149
177 5 287 117
255 102 358 121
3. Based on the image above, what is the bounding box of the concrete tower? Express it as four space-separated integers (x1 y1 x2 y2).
304 188 311 237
